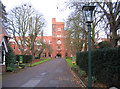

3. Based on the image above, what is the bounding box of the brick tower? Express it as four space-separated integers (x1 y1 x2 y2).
52 18 65 58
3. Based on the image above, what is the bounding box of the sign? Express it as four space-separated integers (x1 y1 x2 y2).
72 56 76 64
19 56 23 64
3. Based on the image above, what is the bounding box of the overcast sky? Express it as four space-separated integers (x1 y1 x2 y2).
2 0 72 36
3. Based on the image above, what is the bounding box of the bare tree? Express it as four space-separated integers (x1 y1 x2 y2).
66 10 88 52
96 1 120 47
7 3 45 58
26 15 45 59
65 1 106 52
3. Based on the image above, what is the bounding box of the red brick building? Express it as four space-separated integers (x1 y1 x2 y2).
9 18 72 58
9 18 110 59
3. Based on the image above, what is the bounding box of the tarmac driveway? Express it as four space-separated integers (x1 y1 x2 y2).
2 58 84 88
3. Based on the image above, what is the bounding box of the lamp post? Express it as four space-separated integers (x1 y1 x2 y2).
82 5 95 88
71 41 73 57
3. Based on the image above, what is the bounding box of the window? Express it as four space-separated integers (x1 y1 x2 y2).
0 51 2 64
57 40 61 45
57 46 61 50
38 46 40 50
44 39 46 44
18 40 21 44
24 46 26 51
117 29 120 36
58 28 61 31
48 53 51 57
37 38 42 45
65 53 68 57
57 35 62 37
49 40 51 44
118 40 120 46
0 50 5 64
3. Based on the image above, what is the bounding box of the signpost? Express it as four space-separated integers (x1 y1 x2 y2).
72 56 76 64
19 56 23 64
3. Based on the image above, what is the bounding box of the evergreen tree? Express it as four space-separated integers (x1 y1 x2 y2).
5 44 16 72
0 1 7 28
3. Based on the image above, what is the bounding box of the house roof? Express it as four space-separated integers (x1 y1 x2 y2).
0 24 9 43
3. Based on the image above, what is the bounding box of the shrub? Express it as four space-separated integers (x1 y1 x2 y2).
85 76 96 83
76 47 120 87
98 41 112 49
78 68 86 77
16 55 32 63
5 44 17 72
66 56 72 59
71 65 79 71
71 65 86 77
35 56 40 59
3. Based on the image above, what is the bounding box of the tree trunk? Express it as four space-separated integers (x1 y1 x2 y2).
110 24 118 47
110 30 118 47
32 42 35 60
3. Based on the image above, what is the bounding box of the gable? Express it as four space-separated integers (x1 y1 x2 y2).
0 37 8 52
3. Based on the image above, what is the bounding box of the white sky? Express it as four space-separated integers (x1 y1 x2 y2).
1 0 72 36
1 0 110 38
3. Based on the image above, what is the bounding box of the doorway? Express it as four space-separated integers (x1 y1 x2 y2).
56 53 62 58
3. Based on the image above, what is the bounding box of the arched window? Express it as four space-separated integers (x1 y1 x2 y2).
57 40 61 45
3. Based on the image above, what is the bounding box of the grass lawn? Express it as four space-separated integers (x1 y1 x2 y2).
65 57 75 67
26 58 52 67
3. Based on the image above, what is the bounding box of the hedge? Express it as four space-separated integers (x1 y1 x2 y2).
76 47 120 87
16 55 32 63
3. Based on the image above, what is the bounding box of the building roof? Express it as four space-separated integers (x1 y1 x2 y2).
0 24 9 43
0 24 8 36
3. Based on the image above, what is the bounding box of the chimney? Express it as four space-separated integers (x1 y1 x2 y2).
52 18 56 24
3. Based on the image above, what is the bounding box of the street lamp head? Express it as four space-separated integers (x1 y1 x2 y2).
82 5 96 23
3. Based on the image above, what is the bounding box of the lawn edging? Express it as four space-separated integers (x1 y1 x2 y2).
26 58 52 67
65 58 86 87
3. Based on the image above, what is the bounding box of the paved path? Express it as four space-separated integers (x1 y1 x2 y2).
3 58 84 88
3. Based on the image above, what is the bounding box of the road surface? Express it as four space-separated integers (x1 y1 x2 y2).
3 58 84 88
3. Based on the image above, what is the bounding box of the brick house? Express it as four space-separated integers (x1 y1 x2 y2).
0 24 9 72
